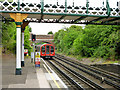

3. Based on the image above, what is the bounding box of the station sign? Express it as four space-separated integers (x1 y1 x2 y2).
35 52 40 67
24 49 28 54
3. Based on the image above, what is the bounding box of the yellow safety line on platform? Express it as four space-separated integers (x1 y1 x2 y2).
43 64 61 89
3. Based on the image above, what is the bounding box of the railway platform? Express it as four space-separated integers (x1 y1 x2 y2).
2 54 67 89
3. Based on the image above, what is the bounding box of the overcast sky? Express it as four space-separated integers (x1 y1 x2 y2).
19 0 119 35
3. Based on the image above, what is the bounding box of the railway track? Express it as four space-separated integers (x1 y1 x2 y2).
45 57 112 90
54 54 120 89
56 54 120 80
46 60 83 89
48 60 104 90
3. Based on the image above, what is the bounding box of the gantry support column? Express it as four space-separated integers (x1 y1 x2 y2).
21 21 29 67
9 13 28 75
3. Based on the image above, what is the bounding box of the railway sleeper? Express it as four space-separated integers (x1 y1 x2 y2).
48 60 85 90
54 59 105 90
55 56 120 89
55 55 120 83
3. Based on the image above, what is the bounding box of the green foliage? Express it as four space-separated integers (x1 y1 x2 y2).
28 26 32 32
24 26 32 55
2 22 32 55
54 25 120 60
2 22 16 53
48 31 53 34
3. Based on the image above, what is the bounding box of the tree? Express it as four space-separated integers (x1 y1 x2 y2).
2 22 32 55
24 26 32 55
54 24 120 60
48 31 53 34
2 22 16 53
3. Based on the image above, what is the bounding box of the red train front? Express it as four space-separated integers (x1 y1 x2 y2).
40 44 55 59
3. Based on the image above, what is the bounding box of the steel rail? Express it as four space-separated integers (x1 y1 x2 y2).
52 58 105 90
56 54 120 78
48 60 85 90
55 55 120 89
55 54 120 83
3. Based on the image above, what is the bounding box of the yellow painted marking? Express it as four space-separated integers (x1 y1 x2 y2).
43 64 61 89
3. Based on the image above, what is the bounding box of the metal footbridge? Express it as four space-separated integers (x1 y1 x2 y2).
1 0 120 75
0 0 120 25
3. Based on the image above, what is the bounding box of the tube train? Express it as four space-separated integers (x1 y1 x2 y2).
40 43 55 59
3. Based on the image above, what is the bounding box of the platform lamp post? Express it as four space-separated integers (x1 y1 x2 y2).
9 0 28 75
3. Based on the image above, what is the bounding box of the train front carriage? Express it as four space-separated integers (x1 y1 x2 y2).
40 44 55 59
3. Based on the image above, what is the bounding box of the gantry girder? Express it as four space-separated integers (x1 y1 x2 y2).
0 0 120 25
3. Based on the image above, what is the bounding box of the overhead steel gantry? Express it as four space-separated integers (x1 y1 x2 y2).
0 0 120 75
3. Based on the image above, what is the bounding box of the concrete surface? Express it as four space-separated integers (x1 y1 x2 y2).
2 55 50 89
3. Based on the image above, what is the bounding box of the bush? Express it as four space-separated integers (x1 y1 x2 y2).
54 25 120 60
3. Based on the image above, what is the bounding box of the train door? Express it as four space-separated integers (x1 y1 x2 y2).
46 45 50 55
42 46 45 54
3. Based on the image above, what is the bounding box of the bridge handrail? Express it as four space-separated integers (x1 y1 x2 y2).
0 0 119 17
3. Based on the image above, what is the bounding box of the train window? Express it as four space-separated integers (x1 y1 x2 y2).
42 46 45 52
51 46 54 52
46 46 49 54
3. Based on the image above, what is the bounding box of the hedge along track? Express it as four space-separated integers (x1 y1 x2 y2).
48 60 105 90
55 54 120 89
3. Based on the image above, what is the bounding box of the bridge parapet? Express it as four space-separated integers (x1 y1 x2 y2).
0 0 119 16
1 0 120 25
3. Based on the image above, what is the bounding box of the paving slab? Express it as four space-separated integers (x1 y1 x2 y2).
36 68 51 88
2 54 67 89
2 55 50 89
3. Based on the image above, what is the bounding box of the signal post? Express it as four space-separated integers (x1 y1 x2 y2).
9 13 28 75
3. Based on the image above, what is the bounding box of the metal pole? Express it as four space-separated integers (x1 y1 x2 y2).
86 0 89 14
9 13 28 75
21 31 24 67
16 24 22 75
18 0 20 11
65 0 67 13
33 42 35 64
106 0 110 16
41 0 44 14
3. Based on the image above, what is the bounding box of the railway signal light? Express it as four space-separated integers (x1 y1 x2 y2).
32 34 36 41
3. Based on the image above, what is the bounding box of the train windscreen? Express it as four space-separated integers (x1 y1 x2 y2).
46 46 49 54
42 46 45 54
51 46 54 54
